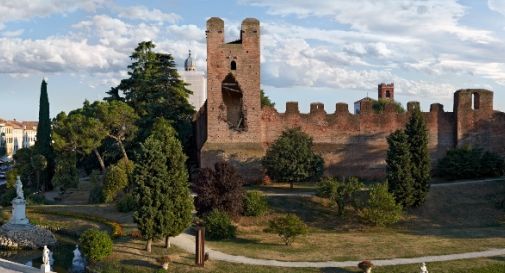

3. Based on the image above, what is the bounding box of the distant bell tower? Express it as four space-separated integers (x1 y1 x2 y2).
378 82 394 100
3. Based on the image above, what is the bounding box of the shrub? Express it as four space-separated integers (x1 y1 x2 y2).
193 161 245 218
437 146 505 180
102 164 128 203
265 214 308 246
262 128 324 188
360 183 402 227
204 210 236 240
116 193 136 212
79 228 113 263
243 191 269 216
316 177 364 216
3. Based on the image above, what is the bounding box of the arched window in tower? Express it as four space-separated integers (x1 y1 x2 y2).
386 90 391 98
472 92 480 110
231 61 237 70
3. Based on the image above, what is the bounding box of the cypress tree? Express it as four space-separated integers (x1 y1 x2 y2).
405 107 431 206
133 119 193 252
35 79 54 190
386 130 414 208
150 118 193 248
133 136 168 252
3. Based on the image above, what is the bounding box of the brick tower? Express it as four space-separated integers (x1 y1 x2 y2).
378 83 394 100
205 17 261 142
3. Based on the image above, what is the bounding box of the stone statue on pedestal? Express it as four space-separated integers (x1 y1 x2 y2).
41 245 51 273
9 176 29 225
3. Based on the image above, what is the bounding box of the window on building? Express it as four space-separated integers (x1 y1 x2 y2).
472 92 480 110
231 61 237 70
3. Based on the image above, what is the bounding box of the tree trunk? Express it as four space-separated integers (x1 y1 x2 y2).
146 239 152 252
93 149 106 173
165 236 171 249
118 140 129 162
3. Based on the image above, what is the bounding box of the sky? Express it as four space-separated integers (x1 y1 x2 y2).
0 0 505 120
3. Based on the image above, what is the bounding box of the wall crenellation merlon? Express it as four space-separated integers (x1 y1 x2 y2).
278 101 450 117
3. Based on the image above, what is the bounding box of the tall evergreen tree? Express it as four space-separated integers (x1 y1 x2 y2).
405 107 431 206
150 118 193 248
105 41 195 146
386 130 414 208
133 136 167 252
35 79 54 190
133 120 192 252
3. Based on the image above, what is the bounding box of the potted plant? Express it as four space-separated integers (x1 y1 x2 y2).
358 260 374 273
156 255 171 270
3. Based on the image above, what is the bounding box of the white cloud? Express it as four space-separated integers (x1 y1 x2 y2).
242 0 496 44
0 0 108 24
116 5 181 23
488 0 505 16
1 29 23 37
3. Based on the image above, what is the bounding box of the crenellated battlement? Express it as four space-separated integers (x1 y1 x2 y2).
198 16 505 182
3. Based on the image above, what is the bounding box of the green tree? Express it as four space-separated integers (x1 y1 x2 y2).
31 154 47 192
93 100 138 161
35 79 54 190
265 214 308 246
386 130 414 208
260 89 275 108
13 147 35 187
102 164 128 203
405 107 431 207
316 177 364 216
133 136 167 252
372 99 405 113
360 183 403 226
52 153 79 191
52 112 108 173
149 118 193 248
106 41 195 146
262 128 324 188
79 228 113 263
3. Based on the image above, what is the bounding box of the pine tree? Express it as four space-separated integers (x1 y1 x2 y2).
107 41 195 146
150 118 193 248
35 79 54 190
405 107 431 207
386 130 414 208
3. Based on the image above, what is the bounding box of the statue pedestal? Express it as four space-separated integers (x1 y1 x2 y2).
40 264 51 273
9 198 29 225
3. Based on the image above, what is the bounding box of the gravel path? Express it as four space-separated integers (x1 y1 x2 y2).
172 233 505 267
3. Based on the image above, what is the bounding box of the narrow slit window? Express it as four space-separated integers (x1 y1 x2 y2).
231 61 237 70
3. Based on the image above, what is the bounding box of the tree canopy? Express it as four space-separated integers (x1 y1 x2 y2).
386 129 414 208
105 41 195 146
262 128 324 188
35 79 54 190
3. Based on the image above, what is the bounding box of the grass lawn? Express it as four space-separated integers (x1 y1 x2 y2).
94 238 505 273
207 180 505 261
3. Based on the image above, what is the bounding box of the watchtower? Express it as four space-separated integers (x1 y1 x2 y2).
378 83 394 100
205 17 261 143
453 89 494 146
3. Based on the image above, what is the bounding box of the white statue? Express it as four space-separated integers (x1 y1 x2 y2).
42 245 50 265
420 262 429 273
15 176 24 200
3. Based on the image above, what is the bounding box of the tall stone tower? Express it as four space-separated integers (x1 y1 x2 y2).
378 83 394 100
205 17 261 142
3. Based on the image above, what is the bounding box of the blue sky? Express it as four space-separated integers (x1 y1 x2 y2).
0 0 504 120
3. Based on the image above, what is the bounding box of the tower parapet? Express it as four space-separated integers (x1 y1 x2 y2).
378 82 394 100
